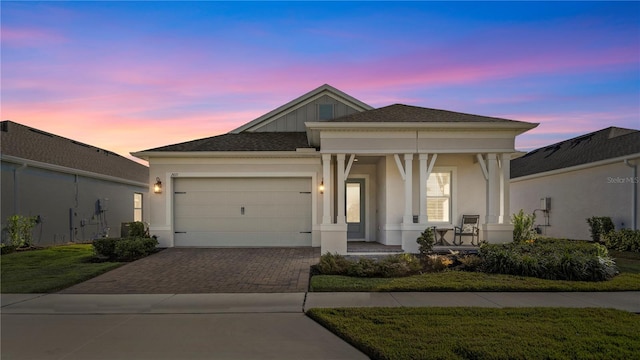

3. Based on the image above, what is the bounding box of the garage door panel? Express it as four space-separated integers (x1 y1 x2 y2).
174 178 312 247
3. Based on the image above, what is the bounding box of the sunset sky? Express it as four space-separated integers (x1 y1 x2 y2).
2 1 639 165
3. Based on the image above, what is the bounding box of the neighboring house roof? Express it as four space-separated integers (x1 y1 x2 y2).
327 104 532 124
511 127 640 179
1 120 148 183
230 84 373 133
143 132 312 152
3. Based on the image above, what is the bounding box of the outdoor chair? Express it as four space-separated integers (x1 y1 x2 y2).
453 215 480 246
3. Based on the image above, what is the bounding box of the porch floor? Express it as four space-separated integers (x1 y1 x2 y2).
347 241 402 253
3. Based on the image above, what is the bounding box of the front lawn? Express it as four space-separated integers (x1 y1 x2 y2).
311 271 640 292
307 307 640 360
0 244 123 293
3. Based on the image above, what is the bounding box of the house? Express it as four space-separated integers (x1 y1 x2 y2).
510 127 640 240
132 85 537 254
1 120 149 245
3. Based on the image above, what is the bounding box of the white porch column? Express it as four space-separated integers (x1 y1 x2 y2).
403 154 414 224
500 153 511 224
336 154 346 225
486 153 500 224
322 154 332 225
418 154 428 224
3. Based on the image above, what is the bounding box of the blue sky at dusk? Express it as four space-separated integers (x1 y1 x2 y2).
2 1 638 164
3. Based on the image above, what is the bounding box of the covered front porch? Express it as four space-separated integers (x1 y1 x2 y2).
317 151 514 255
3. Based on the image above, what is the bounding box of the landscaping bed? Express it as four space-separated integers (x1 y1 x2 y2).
307 307 640 360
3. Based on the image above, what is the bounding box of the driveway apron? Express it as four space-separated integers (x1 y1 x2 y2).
60 248 320 294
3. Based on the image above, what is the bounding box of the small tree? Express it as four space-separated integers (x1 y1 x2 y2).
587 217 615 243
4 215 38 247
416 227 435 257
512 209 536 243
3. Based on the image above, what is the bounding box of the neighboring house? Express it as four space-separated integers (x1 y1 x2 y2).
511 127 640 240
1 121 150 245
133 84 537 254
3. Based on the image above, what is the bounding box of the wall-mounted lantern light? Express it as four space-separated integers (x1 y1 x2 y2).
153 177 162 194
319 180 325 194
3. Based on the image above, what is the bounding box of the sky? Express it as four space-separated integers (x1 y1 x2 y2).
2 1 639 165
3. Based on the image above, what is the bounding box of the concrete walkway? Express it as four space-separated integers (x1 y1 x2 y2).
2 292 638 359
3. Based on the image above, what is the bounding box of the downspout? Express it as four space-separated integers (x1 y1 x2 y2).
624 159 637 230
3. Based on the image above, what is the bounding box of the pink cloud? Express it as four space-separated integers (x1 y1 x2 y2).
1 27 67 47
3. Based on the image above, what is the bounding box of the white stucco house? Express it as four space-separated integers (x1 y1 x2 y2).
511 127 639 240
132 85 537 254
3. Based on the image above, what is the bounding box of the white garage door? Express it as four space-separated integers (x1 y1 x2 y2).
173 178 312 247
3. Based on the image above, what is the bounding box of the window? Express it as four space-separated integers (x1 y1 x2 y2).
318 104 334 120
134 193 143 222
426 171 451 222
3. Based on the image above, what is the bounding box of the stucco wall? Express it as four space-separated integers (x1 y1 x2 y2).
1 161 149 245
511 159 640 240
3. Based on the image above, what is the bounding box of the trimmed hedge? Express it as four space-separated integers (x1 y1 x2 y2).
479 238 617 281
93 237 158 261
315 253 422 278
604 229 640 253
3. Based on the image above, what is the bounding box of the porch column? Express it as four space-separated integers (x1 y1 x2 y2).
403 154 414 224
486 153 500 224
500 153 511 224
336 154 346 224
322 154 332 225
418 154 428 223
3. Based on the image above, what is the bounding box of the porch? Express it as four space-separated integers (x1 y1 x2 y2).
346 241 480 256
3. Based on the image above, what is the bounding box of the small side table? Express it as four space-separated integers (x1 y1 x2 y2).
435 228 452 246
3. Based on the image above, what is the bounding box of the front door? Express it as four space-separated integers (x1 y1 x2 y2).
346 179 365 239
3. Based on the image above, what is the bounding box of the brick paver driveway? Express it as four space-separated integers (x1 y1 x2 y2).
61 248 320 294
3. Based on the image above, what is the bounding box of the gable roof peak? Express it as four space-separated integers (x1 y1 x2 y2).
230 84 373 134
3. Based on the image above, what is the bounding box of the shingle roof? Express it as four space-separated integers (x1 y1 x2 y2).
1 121 148 183
144 132 311 152
328 104 531 124
511 127 640 179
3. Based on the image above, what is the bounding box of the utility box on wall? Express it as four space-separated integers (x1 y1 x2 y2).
540 197 551 212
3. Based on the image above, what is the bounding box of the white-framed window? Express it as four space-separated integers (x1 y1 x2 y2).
426 171 452 222
318 104 334 120
134 193 143 222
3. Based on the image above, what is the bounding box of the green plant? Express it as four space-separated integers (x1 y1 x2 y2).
315 253 422 278
1 243 17 255
3 215 38 247
603 229 640 252
479 238 618 281
424 254 454 272
587 216 615 242
416 227 435 257
92 238 118 259
378 253 422 277
346 257 379 277
512 209 536 243
113 237 158 261
127 221 148 238
316 253 352 275
457 254 484 271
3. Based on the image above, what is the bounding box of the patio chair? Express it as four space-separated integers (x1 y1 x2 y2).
453 215 480 246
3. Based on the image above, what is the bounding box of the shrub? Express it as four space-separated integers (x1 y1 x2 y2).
127 221 148 238
416 227 435 257
1 243 17 255
512 209 536 243
315 253 421 278
316 253 351 275
3 215 38 247
114 237 158 261
478 238 618 281
92 238 118 259
457 254 484 272
93 237 158 261
603 229 640 252
424 254 454 272
587 216 615 242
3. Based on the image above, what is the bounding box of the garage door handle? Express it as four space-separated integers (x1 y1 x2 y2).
175 231 186 234
300 231 312 234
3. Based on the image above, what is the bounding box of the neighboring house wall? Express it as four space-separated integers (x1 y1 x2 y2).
0 121 150 246
1 158 149 245
511 157 640 240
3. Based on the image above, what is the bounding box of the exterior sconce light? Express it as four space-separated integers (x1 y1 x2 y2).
153 177 162 194
319 180 325 194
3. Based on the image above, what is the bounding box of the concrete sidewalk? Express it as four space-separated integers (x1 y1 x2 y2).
2 291 639 314
2 292 638 360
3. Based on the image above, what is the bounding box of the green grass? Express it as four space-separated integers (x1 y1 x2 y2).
307 307 640 360
612 251 640 273
311 271 640 292
0 244 123 293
